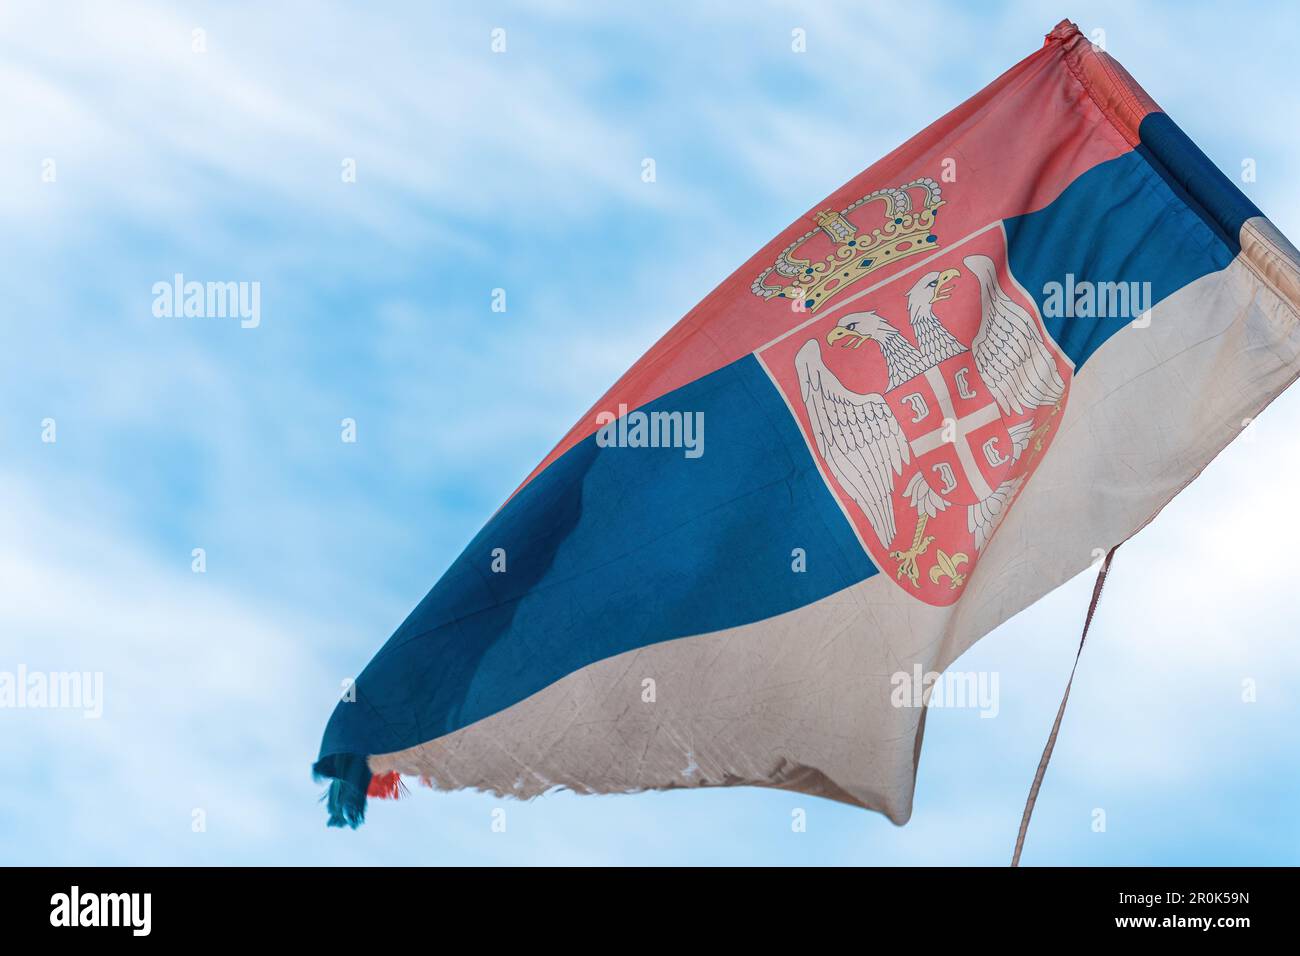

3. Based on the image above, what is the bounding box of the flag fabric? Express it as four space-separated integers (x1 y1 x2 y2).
314 20 1300 827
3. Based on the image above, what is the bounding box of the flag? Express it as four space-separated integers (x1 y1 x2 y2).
314 20 1300 827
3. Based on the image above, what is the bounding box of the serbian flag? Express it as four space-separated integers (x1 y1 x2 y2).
314 21 1300 826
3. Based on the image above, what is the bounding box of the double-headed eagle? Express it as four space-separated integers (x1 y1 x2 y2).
796 254 1064 560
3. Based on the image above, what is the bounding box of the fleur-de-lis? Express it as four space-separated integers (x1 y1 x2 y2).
928 549 969 590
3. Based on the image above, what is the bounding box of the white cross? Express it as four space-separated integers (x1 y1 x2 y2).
907 366 999 500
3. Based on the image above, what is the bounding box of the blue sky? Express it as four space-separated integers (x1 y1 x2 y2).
2 0 1298 865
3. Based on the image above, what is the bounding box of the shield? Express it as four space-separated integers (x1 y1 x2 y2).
887 355 1017 507
757 225 1073 606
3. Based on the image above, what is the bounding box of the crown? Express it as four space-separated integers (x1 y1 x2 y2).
750 178 945 312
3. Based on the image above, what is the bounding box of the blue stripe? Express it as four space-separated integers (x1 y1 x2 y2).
1136 112 1260 255
1006 112 1256 370
319 354 877 759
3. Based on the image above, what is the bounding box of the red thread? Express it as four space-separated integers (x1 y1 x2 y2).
367 771 403 800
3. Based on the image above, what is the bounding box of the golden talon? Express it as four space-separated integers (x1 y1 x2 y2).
889 514 936 588
1027 400 1063 460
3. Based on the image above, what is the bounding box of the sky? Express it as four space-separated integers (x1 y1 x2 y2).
2 0 1298 866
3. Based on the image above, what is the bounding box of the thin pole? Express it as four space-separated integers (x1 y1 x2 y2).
1011 545 1118 867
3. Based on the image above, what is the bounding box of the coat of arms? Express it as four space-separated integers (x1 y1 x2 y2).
756 184 1072 606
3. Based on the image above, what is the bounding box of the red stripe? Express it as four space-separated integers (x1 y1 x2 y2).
509 20 1154 502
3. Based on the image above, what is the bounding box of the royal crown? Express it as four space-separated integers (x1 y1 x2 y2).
750 178 945 312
